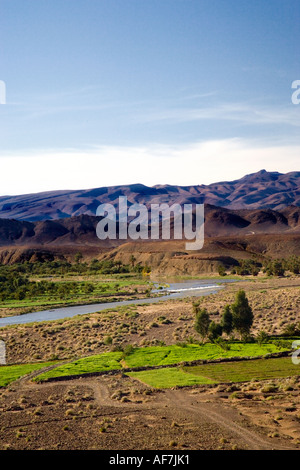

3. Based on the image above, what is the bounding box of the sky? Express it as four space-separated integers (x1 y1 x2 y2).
0 0 299 195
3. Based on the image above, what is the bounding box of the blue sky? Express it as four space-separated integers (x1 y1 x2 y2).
0 0 299 195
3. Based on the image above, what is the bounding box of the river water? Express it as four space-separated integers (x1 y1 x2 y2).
0 279 235 327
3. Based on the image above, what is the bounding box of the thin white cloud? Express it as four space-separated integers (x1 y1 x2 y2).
137 102 300 127
5 84 300 137
0 138 299 196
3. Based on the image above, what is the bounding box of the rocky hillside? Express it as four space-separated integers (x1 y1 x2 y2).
0 204 299 248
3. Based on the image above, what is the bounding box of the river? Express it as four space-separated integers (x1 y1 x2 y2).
0 278 235 327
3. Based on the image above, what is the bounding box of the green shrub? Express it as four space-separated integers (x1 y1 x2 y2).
104 336 113 345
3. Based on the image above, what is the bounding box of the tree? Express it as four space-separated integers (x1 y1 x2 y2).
194 308 211 341
75 252 83 264
231 289 253 339
264 259 285 277
218 264 226 276
272 260 285 277
288 256 300 275
221 304 233 336
192 301 201 314
142 264 151 275
251 266 260 276
234 259 261 276
208 321 223 341
130 255 136 268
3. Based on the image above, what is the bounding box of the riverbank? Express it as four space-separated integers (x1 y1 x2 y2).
0 278 232 327
1 275 299 364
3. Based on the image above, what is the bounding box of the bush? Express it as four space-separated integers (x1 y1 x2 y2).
122 344 134 358
215 338 231 351
256 330 269 346
282 323 300 337
104 336 113 345
218 265 227 276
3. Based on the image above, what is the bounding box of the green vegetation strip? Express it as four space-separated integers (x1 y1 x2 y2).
0 277 148 310
32 341 292 383
127 368 216 388
32 352 123 382
0 362 58 387
183 357 300 383
122 342 291 368
127 357 300 389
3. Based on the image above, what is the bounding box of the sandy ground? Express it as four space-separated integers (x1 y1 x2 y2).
0 371 299 450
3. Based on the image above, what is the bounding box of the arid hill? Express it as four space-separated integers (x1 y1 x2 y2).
0 204 299 272
0 204 299 248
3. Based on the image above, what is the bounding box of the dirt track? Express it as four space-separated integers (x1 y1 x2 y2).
1 371 299 451
163 389 295 450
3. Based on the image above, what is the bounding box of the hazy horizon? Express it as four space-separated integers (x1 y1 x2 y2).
0 167 298 199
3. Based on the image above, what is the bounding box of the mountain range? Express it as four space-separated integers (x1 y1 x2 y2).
0 169 299 269
0 169 300 222
0 203 299 248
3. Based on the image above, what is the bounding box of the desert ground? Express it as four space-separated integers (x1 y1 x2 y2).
0 368 300 450
0 275 300 451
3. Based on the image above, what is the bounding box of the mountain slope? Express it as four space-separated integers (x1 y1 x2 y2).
0 170 300 221
0 204 299 248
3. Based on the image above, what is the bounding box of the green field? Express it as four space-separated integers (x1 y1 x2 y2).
32 340 293 383
3 353 298 389
122 342 291 368
0 361 58 387
127 357 300 388
184 357 300 383
32 351 123 382
127 367 216 388
0 339 294 386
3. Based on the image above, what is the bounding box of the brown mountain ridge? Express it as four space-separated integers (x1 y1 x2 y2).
1 170 300 222
0 204 299 248
0 170 299 271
